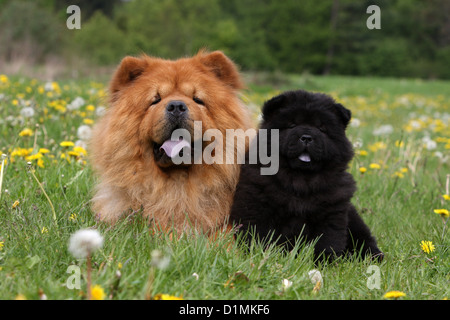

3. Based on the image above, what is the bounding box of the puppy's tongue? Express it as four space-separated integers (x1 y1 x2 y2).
299 153 311 162
160 139 190 158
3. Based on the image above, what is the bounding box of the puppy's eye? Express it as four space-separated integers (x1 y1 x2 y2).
150 94 161 106
193 96 205 105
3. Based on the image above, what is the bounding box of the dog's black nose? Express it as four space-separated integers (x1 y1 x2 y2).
166 100 188 117
300 134 313 144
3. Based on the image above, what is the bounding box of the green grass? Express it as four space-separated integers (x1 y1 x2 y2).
0 73 448 300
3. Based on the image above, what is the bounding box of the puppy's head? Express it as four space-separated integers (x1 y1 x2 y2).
261 90 354 172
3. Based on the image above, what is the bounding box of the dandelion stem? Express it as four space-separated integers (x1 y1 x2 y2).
446 174 449 196
28 166 57 225
87 254 92 300
0 156 5 201
144 267 155 300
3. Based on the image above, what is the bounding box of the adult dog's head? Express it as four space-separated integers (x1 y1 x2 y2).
101 50 248 169
261 90 354 172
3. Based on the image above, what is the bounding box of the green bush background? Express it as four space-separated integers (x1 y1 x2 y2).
1 0 449 78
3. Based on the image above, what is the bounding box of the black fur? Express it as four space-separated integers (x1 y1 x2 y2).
230 90 383 263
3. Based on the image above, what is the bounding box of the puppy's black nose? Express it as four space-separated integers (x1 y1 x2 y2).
166 100 188 117
300 134 313 144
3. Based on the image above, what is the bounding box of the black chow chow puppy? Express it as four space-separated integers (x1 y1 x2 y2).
230 90 383 263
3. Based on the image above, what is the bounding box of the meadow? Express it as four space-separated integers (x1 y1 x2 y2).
0 72 448 300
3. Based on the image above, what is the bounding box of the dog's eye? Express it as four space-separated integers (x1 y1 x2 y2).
193 96 205 105
150 94 161 106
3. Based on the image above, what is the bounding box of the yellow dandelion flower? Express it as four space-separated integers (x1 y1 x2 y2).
60 141 75 147
12 200 20 209
86 104 96 111
69 213 77 221
12 99 19 106
37 158 44 168
434 209 449 218
368 141 387 152
19 128 33 137
83 118 94 125
384 291 406 299
51 82 61 93
73 146 87 155
90 285 106 300
442 194 450 201
153 293 183 300
0 241 4 251
358 150 368 156
369 163 381 170
25 153 43 161
420 240 435 254
10 147 33 159
393 171 404 179
39 148 50 154
68 151 80 157
435 137 449 143
0 74 9 83
15 294 27 300
359 167 367 174
41 226 48 234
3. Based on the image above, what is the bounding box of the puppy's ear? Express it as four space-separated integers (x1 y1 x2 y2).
198 50 243 89
110 56 148 100
262 93 287 122
334 103 352 127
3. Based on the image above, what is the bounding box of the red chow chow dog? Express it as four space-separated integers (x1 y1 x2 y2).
90 50 252 235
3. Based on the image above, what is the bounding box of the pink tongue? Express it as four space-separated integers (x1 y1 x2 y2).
160 139 190 158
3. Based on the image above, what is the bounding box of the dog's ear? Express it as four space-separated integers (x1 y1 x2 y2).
198 50 243 90
262 93 287 122
110 56 148 100
334 103 352 127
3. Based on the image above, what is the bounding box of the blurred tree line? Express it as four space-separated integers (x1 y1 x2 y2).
0 0 449 78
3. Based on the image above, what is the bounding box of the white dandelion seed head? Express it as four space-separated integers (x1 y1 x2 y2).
350 118 361 128
67 97 85 111
77 125 92 141
308 269 323 285
20 107 35 118
150 249 170 270
422 136 437 150
352 138 363 149
68 229 104 259
372 124 393 136
44 82 54 91
433 151 449 164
